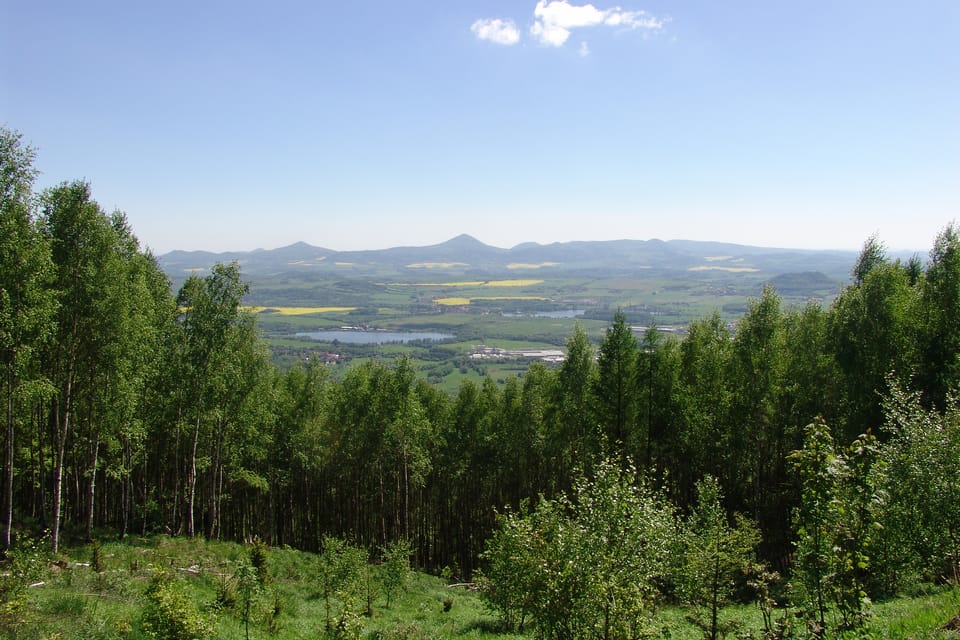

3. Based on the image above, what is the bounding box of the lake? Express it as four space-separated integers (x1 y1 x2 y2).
501 310 585 319
294 330 455 344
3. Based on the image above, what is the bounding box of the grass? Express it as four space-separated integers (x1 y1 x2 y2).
6 536 958 639
9 536 518 640
871 586 960 639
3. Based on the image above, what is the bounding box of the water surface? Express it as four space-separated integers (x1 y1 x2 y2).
295 330 454 344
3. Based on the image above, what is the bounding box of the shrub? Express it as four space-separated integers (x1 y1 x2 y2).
679 475 760 640
481 458 678 639
380 539 412 609
316 536 368 630
140 570 213 640
249 537 270 586
0 534 47 633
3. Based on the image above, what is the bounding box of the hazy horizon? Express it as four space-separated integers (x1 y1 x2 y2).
158 232 913 258
4 2 957 256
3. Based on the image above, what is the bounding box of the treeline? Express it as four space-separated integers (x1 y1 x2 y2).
3 128 960 589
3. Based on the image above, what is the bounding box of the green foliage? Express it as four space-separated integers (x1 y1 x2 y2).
853 234 888 285
141 569 213 640
481 457 678 639
249 537 270 586
1 127 57 550
234 561 261 640
215 568 238 610
0 534 47 632
789 420 880 635
679 475 760 640
832 432 881 629
478 499 556 631
175 260 256 538
548 322 598 485
2 535 957 639
874 384 960 589
789 420 836 633
830 256 919 438
676 311 732 505
726 286 789 553
593 309 639 451
316 536 368 630
90 538 105 574
919 223 960 408
746 564 795 640
381 538 412 609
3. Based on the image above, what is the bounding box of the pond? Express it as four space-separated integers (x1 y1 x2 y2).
501 310 585 319
294 330 455 344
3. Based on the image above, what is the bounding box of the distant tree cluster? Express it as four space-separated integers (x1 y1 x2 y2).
3 127 960 636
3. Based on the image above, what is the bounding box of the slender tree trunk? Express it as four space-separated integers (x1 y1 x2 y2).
86 433 100 542
36 402 46 529
141 446 148 537
379 463 386 545
120 435 130 539
187 413 200 537
217 461 224 539
395 463 401 537
711 550 720 640
403 448 410 542
172 397 182 534
29 405 38 521
207 416 222 539
4 371 15 550
51 364 73 554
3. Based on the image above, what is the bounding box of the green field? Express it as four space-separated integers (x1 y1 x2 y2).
249 268 842 389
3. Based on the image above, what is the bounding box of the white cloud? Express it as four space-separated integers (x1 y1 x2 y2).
579 41 590 57
529 0 665 47
470 18 521 45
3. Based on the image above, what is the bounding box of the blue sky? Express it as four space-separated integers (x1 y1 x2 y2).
3 1 958 255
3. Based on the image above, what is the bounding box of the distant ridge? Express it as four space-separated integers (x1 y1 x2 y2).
157 235 862 288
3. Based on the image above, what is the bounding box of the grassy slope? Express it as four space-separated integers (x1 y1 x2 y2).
9 537 959 640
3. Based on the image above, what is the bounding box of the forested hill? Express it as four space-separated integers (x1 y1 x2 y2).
158 234 868 281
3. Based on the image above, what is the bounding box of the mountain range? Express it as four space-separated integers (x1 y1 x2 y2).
158 234 868 283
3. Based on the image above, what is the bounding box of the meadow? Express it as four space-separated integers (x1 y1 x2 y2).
9 537 959 640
